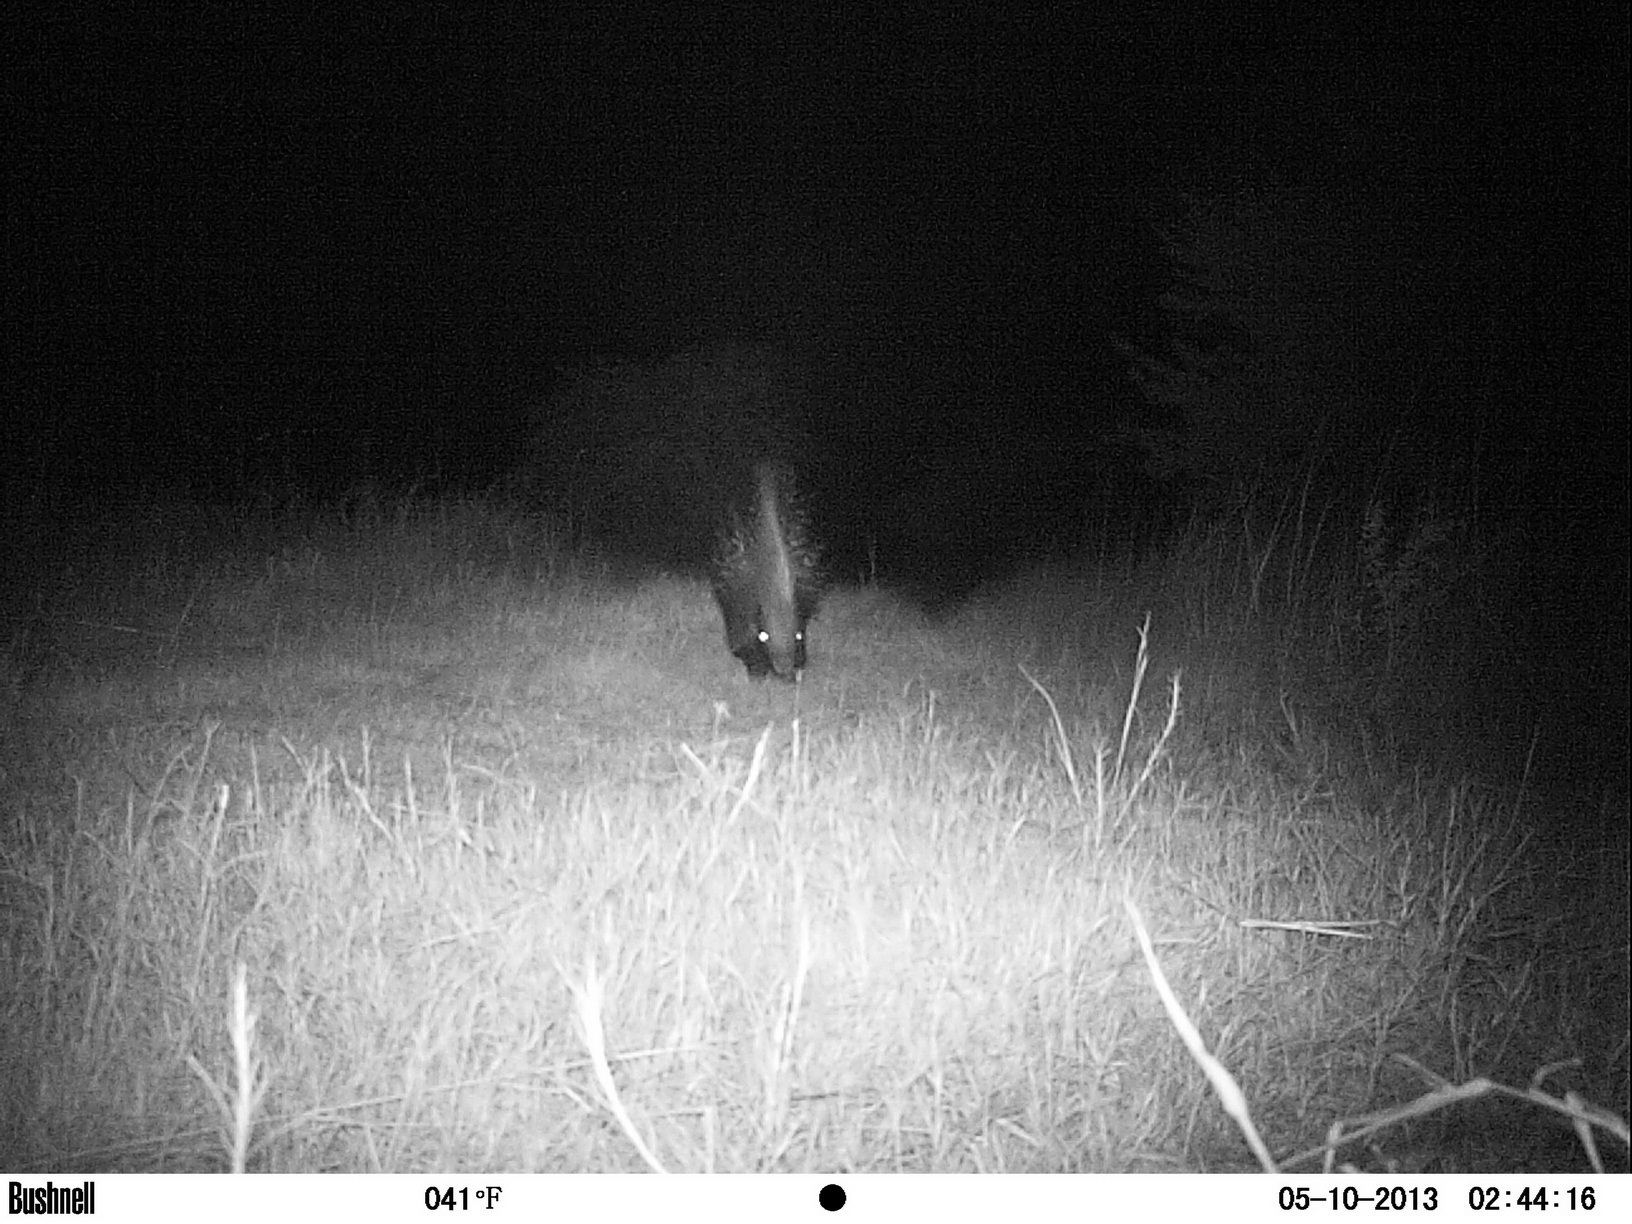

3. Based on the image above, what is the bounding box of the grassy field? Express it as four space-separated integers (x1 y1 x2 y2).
1 491 1625 1172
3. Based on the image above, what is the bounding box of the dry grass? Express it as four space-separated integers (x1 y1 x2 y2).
0 493 1624 1172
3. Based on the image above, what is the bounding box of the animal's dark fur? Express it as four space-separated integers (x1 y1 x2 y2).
710 463 822 680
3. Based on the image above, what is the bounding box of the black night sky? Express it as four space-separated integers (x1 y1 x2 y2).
6 7 1628 575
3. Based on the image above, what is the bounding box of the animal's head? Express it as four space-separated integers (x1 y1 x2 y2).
754 596 807 680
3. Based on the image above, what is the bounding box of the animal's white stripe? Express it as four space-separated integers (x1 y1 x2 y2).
759 467 795 603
